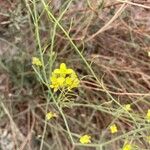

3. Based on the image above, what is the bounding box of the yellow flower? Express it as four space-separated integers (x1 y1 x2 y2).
79 135 91 144
46 112 57 120
146 109 150 122
32 57 42 66
50 75 66 92
110 124 118 134
54 63 74 77
124 104 132 111
50 63 79 92
122 144 132 150
146 136 150 143
148 51 150 57
65 74 80 90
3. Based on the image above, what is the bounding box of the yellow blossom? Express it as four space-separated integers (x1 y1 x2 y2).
146 136 150 143
124 104 132 111
148 51 150 57
65 74 80 90
50 63 79 92
32 57 42 66
53 63 74 77
146 109 150 122
110 124 118 134
79 135 91 144
122 143 132 150
46 112 57 120
50 75 66 92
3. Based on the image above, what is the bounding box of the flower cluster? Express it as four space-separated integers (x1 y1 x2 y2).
32 57 42 66
124 104 132 111
46 112 57 120
50 63 79 92
79 134 91 144
122 143 132 150
110 124 118 134
146 109 150 122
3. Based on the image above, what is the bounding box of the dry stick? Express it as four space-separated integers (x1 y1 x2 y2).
82 80 150 96
1 102 25 144
19 111 35 150
86 3 127 42
116 0 150 9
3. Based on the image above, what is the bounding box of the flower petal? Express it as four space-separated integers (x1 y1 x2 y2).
60 63 67 70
